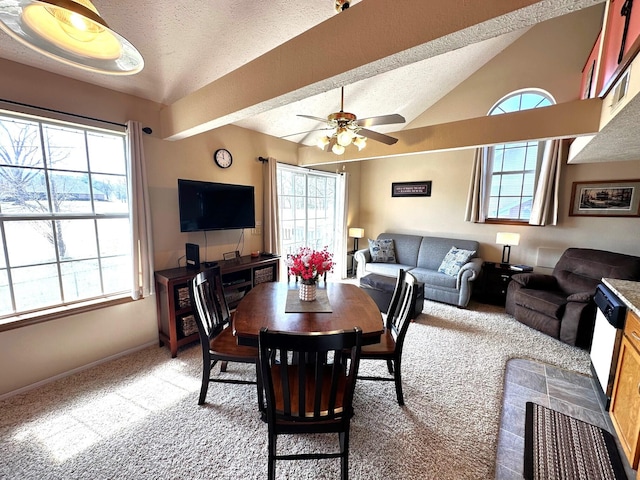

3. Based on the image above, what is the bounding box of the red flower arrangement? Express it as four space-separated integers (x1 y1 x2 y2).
286 246 334 284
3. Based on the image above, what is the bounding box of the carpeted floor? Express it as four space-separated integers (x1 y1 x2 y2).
0 300 591 479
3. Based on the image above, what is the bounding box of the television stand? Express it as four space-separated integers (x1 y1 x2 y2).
154 255 280 357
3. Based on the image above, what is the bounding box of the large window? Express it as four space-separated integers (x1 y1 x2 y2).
486 90 554 221
277 165 338 256
0 112 131 318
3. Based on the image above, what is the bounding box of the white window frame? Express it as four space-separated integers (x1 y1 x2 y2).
276 164 339 257
0 110 132 321
484 89 555 222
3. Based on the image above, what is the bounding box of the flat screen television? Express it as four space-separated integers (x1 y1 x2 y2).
178 179 256 232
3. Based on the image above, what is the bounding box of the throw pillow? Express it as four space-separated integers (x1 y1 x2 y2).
368 238 397 263
438 246 476 276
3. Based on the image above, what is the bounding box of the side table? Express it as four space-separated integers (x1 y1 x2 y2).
476 263 521 306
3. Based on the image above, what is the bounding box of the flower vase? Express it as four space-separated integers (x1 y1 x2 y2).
299 281 317 302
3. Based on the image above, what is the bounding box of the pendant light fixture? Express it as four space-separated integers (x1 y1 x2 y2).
0 0 144 75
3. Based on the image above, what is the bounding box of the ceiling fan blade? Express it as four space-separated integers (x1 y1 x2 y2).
358 128 399 145
356 114 406 128
281 128 331 139
297 114 328 123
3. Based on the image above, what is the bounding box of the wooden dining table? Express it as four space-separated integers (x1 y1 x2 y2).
233 282 385 346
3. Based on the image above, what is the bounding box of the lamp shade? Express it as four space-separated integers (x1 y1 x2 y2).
495 232 520 246
0 0 144 75
348 227 364 239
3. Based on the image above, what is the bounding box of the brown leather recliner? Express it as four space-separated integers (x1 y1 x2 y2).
505 248 640 349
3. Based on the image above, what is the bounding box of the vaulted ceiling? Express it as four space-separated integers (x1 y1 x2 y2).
3 0 631 163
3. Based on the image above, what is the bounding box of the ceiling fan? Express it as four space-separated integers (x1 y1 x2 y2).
285 87 406 155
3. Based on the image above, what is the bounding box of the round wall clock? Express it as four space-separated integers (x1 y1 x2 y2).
214 148 233 168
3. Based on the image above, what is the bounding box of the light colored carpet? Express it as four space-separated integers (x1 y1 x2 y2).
0 300 591 479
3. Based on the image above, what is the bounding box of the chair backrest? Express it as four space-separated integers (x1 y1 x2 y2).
258 327 362 426
386 270 419 351
553 248 640 295
189 266 231 342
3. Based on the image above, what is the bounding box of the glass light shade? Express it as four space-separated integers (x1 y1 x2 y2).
348 227 364 239
0 0 144 75
353 135 366 150
336 128 353 147
316 136 330 149
495 232 520 246
331 143 345 155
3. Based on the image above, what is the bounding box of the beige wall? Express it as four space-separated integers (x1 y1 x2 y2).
360 150 640 269
358 2 639 271
0 61 303 398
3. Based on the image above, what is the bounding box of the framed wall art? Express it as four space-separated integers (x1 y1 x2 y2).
569 179 640 217
391 181 432 197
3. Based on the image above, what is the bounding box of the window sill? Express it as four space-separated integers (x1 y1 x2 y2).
0 294 136 333
485 219 532 226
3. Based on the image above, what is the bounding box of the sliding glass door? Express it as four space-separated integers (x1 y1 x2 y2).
276 164 346 277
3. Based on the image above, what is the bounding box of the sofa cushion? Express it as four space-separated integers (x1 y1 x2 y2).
410 268 457 289
368 238 397 263
515 288 567 319
377 233 422 266
437 247 476 276
364 262 413 278
417 237 479 271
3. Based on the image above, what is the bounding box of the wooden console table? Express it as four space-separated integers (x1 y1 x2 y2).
155 255 279 357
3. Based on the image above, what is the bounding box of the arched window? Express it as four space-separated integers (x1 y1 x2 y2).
485 90 555 221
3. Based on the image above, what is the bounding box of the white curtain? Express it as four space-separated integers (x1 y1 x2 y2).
336 172 349 279
263 156 280 254
126 120 155 300
465 147 488 223
529 139 562 226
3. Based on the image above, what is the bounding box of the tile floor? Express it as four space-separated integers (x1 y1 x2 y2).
495 358 636 479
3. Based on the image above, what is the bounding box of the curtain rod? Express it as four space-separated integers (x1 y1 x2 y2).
0 98 126 128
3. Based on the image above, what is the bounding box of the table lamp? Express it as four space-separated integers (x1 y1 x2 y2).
348 227 365 252
496 232 520 266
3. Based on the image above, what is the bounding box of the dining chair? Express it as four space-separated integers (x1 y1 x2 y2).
258 327 363 480
189 266 264 408
357 269 418 406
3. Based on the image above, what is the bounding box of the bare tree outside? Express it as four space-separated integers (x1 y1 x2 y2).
0 119 74 258
0 113 131 316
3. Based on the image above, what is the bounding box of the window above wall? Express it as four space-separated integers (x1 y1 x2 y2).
485 90 555 223
0 111 132 321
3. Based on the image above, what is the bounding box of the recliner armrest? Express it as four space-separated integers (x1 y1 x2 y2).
510 272 558 290
567 291 593 303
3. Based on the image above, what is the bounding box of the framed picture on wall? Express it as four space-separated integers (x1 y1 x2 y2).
391 181 432 197
569 179 640 217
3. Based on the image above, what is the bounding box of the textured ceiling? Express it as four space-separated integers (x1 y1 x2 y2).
1 0 632 161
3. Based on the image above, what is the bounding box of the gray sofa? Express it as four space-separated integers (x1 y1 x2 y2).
354 232 482 307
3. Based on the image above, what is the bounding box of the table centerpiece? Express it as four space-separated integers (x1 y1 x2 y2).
286 246 334 301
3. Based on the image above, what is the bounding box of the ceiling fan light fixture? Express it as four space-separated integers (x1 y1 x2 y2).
336 127 353 147
353 135 366 150
332 143 345 155
316 135 330 150
0 0 144 75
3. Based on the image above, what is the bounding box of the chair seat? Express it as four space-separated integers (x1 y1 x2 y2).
210 327 258 361
515 289 567 319
361 329 396 357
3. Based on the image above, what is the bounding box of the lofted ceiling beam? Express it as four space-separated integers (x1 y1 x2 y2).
160 0 604 141
297 98 603 165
